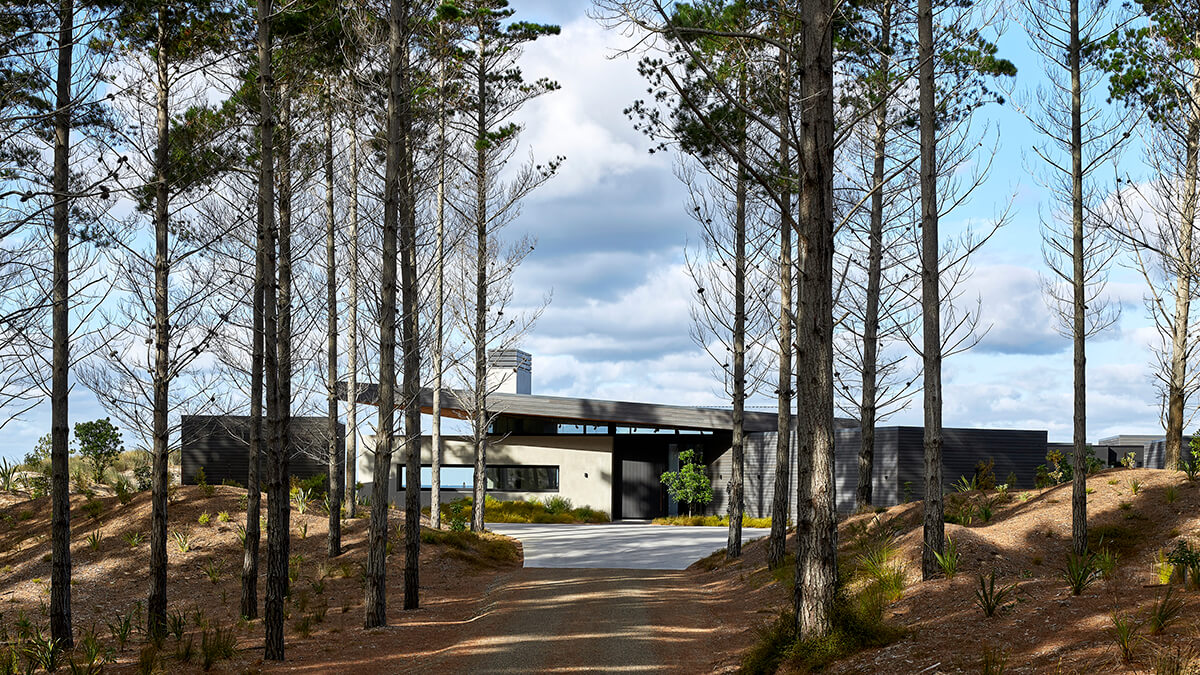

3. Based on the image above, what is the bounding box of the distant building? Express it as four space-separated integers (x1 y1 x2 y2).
343 351 1051 517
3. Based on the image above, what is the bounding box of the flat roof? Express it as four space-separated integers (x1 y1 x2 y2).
336 382 780 433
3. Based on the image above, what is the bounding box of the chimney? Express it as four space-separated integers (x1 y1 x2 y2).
486 349 532 394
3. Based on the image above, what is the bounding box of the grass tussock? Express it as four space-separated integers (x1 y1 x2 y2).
426 496 610 525
419 528 521 567
652 514 772 528
738 590 905 674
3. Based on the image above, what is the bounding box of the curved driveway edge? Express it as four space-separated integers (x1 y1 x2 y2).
489 522 770 570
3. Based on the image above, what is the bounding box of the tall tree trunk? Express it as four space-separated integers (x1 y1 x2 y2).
918 0 946 581
794 0 836 639
399 15 421 611
431 27 447 531
261 38 286 662
276 85 293 601
1069 0 1088 556
471 38 489 534
727 127 747 558
147 9 171 642
791 237 812 631
858 0 892 511
345 120 359 519
242 125 266 619
365 0 406 629
767 41 793 573
49 0 73 648
1166 73 1200 471
325 108 342 558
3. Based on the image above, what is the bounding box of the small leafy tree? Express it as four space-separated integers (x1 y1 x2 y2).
660 449 713 517
74 418 124 484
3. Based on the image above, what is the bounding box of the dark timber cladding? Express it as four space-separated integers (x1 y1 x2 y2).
715 422 1048 515
181 415 344 488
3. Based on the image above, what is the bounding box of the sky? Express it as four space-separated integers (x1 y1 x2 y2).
0 1 1174 462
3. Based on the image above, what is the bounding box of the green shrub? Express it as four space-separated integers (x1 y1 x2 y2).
1063 552 1100 595
290 473 328 498
1111 613 1139 662
419 528 521 566
195 467 214 497
933 536 960 579
75 418 124 484
659 448 712 516
975 571 1016 617
651 514 769 527
200 624 236 670
1148 587 1183 635
975 458 996 490
541 495 573 514
740 587 905 675
133 464 152 491
0 458 17 493
197 511 211 526
439 496 608 525
81 500 104 520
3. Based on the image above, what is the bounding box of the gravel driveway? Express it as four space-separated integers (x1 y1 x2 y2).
488 522 770 570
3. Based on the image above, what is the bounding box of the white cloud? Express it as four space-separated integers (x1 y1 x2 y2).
512 17 666 200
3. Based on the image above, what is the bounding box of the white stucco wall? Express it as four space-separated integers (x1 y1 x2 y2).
358 434 615 513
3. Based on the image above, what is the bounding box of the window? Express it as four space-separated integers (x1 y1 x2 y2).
399 465 559 491
485 465 559 492
400 466 476 489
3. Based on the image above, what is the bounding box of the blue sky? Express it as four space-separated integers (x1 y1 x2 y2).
0 1 1171 462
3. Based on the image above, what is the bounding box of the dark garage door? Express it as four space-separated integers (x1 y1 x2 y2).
621 459 665 520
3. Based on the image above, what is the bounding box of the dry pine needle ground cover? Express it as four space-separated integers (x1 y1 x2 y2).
689 467 1200 674
0 485 521 673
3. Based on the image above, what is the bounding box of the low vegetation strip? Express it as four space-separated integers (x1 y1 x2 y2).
653 515 771 528
427 495 611 527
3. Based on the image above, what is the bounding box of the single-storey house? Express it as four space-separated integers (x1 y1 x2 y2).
341 350 1051 517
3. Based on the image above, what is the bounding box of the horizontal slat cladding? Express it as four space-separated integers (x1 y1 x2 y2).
1144 438 1186 469
181 415 345 488
896 426 1047 501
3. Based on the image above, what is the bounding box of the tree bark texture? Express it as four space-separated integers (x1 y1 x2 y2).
325 110 342 558
767 41 793 573
399 15 421 610
49 0 74 648
858 0 892 511
471 37 489 533
1165 70 1200 471
1069 0 1088 556
727 131 747 558
365 0 406 629
242 125 266 619
259 2 284 653
345 121 360 519
431 33 447 531
918 0 946 581
794 0 837 639
147 8 172 642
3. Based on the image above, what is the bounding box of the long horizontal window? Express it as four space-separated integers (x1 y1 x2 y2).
487 465 559 492
400 464 559 492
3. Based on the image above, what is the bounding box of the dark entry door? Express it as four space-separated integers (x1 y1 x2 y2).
620 459 664 519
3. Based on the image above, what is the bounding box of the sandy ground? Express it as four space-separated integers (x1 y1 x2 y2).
686 467 1200 674
4 467 1200 673
0 486 765 673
